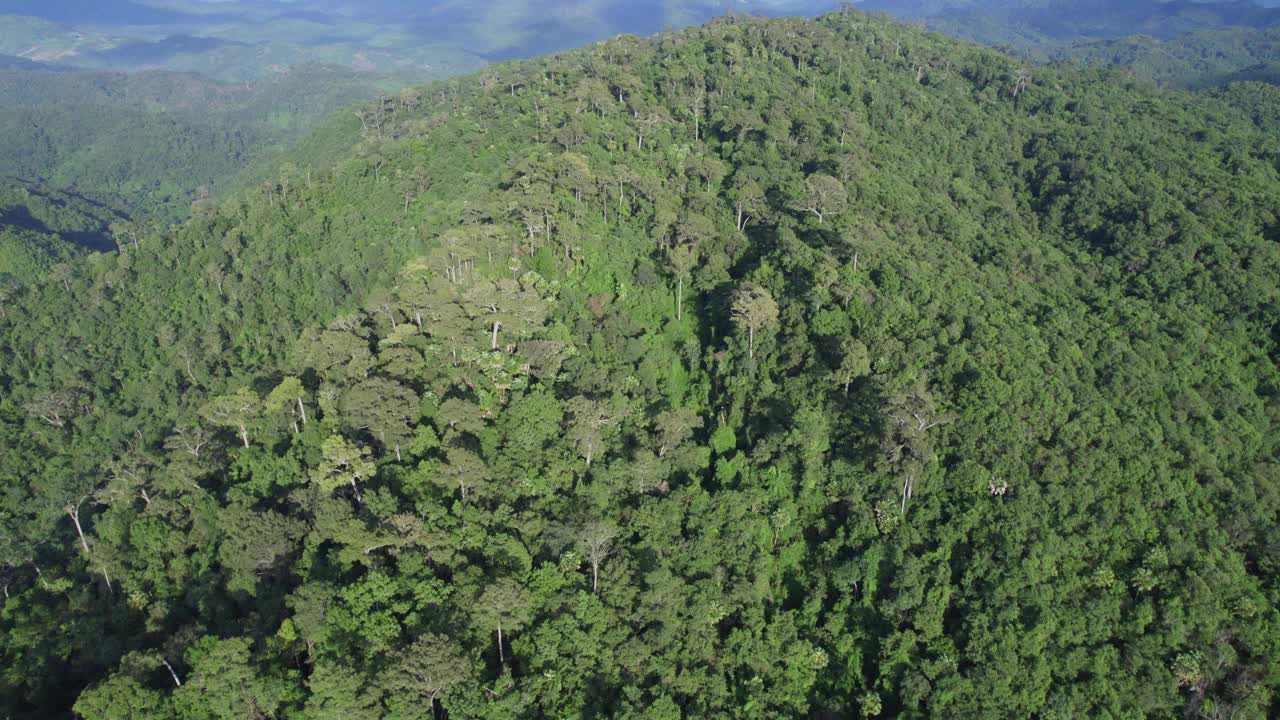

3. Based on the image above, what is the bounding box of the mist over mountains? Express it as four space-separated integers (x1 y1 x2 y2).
8 0 1280 80
859 0 1280 44
0 0 841 73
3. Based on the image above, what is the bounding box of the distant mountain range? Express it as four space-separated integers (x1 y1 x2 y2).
0 1 840 78
10 0 1277 82
1047 24 1280 89
0 61 427 264
854 0 1280 88
859 0 1280 45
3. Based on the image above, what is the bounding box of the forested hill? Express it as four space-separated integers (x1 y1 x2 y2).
1046 25 1280 90
2 9 1279 719
0 64 438 232
0 63 445 280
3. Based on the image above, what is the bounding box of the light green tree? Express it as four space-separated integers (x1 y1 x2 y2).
474 578 532 665
836 339 872 394
731 284 779 359
200 387 261 448
668 243 697 322
311 435 376 502
265 376 307 433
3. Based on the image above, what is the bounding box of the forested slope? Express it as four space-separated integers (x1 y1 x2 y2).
1048 25 1280 89
0 64 444 226
0 177 129 282
1 10 1278 719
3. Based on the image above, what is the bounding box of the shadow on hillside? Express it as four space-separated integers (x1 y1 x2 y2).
0 204 117 253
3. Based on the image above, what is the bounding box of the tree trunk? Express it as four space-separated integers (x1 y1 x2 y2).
491 320 501 351
68 507 90 555
350 477 362 503
676 277 683 321
497 622 505 664
162 660 183 687
297 397 307 426
238 424 249 448
749 326 755 359
592 562 599 593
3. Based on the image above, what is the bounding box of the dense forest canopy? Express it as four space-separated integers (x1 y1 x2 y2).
1 7 1279 720
0 177 129 282
7 0 1280 282
0 0 834 280
0 63 443 280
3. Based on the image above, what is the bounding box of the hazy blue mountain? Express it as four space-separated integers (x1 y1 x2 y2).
1047 24 1280 88
2 1 839 77
0 0 234 24
856 0 1280 87
859 0 1280 45
0 53 57 70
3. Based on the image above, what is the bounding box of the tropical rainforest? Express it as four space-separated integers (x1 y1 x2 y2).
0 0 833 283
0 62 473 207
1 6 1280 720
